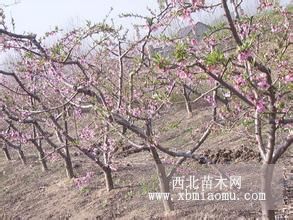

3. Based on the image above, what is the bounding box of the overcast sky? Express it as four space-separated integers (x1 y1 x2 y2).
2 0 159 34
1 0 292 36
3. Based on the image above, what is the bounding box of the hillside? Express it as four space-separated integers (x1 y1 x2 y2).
0 102 292 219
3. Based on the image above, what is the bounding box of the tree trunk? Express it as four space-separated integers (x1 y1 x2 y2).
31 90 48 171
150 146 174 212
64 135 74 178
64 149 74 179
146 119 173 212
33 125 48 171
104 167 114 192
64 107 74 179
3 144 11 161
18 148 26 164
183 85 192 118
212 83 218 122
37 139 48 172
38 150 48 172
261 163 275 220
102 123 114 192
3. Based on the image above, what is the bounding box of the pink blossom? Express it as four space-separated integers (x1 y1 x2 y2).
0 36 5 44
74 108 82 118
176 70 188 79
104 95 114 109
207 38 216 48
20 134 31 144
204 95 216 107
133 89 142 99
150 23 161 31
271 25 280 33
257 79 269 89
3 130 30 144
258 0 273 10
20 111 30 120
238 50 252 62
238 23 250 39
74 172 95 189
79 127 95 140
176 70 192 82
192 0 205 8
256 73 270 90
277 60 288 69
284 74 293 83
147 103 157 117
131 107 142 117
182 8 191 19
171 0 184 6
256 99 266 113
234 75 246 87
101 138 116 153
190 39 197 46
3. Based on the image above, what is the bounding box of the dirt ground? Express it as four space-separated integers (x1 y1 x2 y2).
0 103 292 219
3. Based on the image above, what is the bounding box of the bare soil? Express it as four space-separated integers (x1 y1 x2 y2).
0 104 291 219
